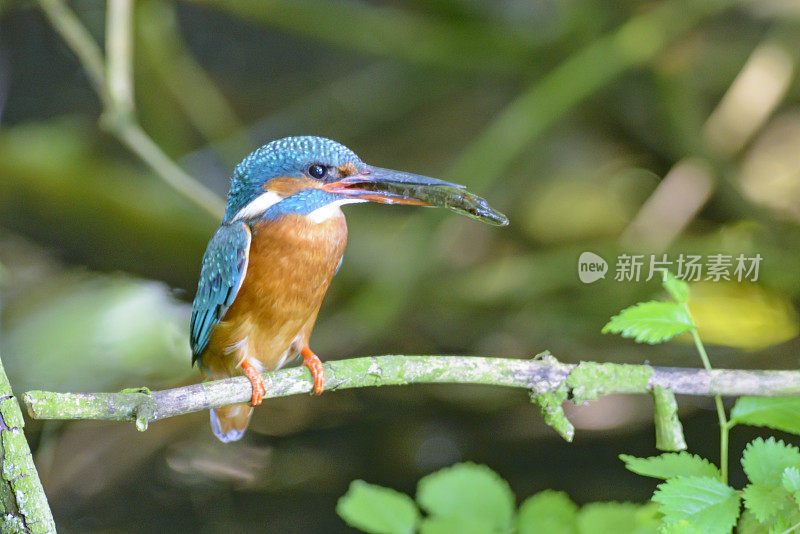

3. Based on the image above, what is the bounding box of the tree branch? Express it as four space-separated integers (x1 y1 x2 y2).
22 355 800 429
0 305 56 533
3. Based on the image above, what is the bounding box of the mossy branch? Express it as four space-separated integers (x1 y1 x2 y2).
0 318 56 533
22 355 800 429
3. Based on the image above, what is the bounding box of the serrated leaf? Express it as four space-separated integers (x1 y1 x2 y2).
416 463 515 531
783 466 800 511
783 467 800 494
652 476 740 533
741 437 800 487
731 397 800 436
518 490 578 534
419 517 498 534
741 483 793 523
735 511 766 534
742 506 800 534
768 517 796 534
336 480 419 534
663 272 689 304
620 453 720 481
576 502 660 534
602 301 694 344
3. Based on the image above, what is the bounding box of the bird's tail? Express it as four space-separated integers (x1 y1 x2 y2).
209 403 253 442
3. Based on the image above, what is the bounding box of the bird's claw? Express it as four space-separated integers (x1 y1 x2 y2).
301 346 325 395
241 359 265 406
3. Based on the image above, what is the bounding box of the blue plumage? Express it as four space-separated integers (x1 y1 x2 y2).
190 222 251 360
259 189 342 222
223 136 363 223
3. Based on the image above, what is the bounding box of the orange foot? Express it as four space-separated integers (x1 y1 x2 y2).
301 345 325 395
240 359 265 406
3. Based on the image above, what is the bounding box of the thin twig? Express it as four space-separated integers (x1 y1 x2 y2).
22 355 800 427
690 325 730 483
36 0 226 219
108 120 225 217
105 0 135 118
38 0 108 104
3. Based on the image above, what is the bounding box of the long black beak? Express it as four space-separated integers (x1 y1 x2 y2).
359 166 464 189
322 165 509 226
323 166 463 206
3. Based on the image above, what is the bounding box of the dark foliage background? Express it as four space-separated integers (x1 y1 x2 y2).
1 0 799 531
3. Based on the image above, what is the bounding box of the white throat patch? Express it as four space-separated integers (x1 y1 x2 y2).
307 198 366 223
232 191 283 221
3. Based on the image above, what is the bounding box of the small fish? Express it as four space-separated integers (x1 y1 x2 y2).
353 182 509 227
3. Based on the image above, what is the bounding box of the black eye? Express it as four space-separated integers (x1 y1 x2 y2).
308 165 326 179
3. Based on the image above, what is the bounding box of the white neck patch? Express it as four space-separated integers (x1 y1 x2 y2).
232 191 283 221
307 198 366 223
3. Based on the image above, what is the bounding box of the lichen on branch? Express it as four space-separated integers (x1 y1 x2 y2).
22 354 800 434
0 356 56 534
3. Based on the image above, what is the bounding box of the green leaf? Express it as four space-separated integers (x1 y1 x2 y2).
783 467 800 495
601 301 694 344
619 452 720 480
419 517 498 534
741 483 794 523
620 452 720 480
731 397 800 436
517 490 578 534
652 476 740 533
416 463 515 531
576 502 660 534
768 517 797 533
735 510 769 534
337 480 419 534
659 520 704 534
663 272 689 304
740 500 800 534
740 441 800 531
741 437 800 487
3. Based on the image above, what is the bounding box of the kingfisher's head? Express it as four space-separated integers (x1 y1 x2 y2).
223 136 459 223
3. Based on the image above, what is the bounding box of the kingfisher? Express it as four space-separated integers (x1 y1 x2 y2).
191 136 506 442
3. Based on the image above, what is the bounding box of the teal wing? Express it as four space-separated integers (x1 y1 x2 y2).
190 222 252 361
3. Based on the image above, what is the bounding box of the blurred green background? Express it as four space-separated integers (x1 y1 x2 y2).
1 0 800 531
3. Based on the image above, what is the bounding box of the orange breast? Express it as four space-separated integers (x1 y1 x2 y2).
201 212 348 379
